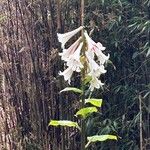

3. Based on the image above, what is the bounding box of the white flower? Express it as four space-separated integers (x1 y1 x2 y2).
89 75 104 91
59 37 81 61
86 52 106 77
94 47 110 65
58 28 109 89
84 31 109 64
85 43 107 91
66 42 84 72
57 26 83 49
59 67 73 84
59 42 84 83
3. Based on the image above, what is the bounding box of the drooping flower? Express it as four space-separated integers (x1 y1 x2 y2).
58 27 109 91
86 51 106 91
57 26 83 49
59 67 74 84
59 42 84 83
89 75 104 91
66 42 84 72
84 31 109 65
86 52 106 77
94 47 110 65
59 37 82 61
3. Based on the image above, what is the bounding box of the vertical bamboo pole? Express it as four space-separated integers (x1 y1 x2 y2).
81 0 85 150
81 0 84 30
56 0 61 32
139 94 143 150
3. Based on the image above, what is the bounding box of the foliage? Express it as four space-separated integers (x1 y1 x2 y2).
49 120 80 130
85 135 117 148
60 87 83 94
85 98 103 107
75 107 98 119
83 0 150 149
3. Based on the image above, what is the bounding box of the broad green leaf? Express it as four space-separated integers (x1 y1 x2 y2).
85 98 102 107
60 87 83 94
49 120 80 130
85 135 117 148
75 107 98 118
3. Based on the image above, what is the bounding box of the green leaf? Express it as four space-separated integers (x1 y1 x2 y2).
128 22 137 28
83 75 92 84
85 135 117 148
132 52 139 59
85 98 102 107
60 87 83 94
49 120 80 130
75 107 98 118
146 48 150 57
107 60 116 70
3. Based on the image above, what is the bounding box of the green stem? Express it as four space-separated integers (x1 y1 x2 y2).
81 84 86 150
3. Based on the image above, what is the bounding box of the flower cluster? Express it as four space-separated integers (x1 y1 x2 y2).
58 26 109 91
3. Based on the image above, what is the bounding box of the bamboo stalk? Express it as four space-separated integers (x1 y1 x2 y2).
139 94 143 150
81 0 85 150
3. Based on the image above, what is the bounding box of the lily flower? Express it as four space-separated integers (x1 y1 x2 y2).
58 27 109 90
89 75 104 91
59 37 82 61
94 48 110 65
86 51 106 91
86 52 106 77
84 31 109 64
59 42 84 83
57 26 83 49
66 42 84 72
59 67 73 84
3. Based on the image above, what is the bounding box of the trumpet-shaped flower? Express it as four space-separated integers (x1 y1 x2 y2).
59 67 73 84
58 27 109 91
59 42 84 83
89 75 104 91
66 42 84 72
86 52 106 77
84 31 109 64
86 51 106 91
94 47 110 65
57 26 83 49
59 37 81 61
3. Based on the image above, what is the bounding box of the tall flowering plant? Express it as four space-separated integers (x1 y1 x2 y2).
49 26 117 149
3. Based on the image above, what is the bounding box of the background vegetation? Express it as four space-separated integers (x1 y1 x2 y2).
0 0 149 149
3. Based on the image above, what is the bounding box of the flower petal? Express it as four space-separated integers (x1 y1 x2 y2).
96 42 106 51
86 51 107 77
59 37 81 61
59 67 73 84
66 42 84 72
57 26 83 49
84 31 109 64
84 31 105 51
89 76 104 91
94 49 110 65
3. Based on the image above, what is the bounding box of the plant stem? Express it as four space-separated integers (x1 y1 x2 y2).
81 0 86 150
81 88 86 150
